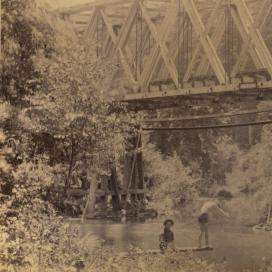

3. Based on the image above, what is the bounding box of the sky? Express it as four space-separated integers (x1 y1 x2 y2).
44 0 92 9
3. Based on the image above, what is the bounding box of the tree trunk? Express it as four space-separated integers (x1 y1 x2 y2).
65 137 76 194
111 167 121 212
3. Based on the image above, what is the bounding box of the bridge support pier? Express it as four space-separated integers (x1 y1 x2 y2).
123 132 145 207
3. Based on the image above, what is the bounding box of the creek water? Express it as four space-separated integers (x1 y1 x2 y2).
71 219 272 272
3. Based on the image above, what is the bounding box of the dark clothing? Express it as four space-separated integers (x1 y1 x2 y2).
163 228 174 242
159 228 174 252
198 213 209 224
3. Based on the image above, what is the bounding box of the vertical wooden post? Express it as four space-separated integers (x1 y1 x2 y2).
81 156 98 221
100 175 108 210
86 173 98 218
248 125 252 146
81 153 112 221
136 134 144 200
110 166 121 212
267 204 271 224
124 133 141 207
130 136 137 191
123 129 146 207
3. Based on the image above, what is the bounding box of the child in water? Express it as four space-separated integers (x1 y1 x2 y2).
159 219 176 253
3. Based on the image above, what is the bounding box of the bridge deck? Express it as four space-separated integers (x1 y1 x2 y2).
121 81 272 110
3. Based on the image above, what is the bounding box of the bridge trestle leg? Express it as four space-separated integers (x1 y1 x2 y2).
123 132 145 209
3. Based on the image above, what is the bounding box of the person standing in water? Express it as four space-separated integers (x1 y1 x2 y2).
198 190 232 248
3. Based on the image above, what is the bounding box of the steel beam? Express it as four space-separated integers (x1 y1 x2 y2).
195 15 225 77
233 0 272 76
139 0 179 89
183 0 223 82
231 0 272 77
182 0 228 84
99 8 139 84
121 80 272 101
140 2 179 87
84 8 99 47
105 1 141 89
142 119 272 131
158 14 188 80
143 108 272 123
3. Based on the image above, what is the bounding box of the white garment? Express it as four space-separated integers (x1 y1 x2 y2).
200 201 220 214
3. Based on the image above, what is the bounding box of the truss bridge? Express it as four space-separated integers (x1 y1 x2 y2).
56 0 272 109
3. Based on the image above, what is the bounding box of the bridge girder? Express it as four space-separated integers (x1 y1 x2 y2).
55 0 272 108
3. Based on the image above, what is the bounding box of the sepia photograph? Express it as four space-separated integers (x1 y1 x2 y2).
1 0 272 271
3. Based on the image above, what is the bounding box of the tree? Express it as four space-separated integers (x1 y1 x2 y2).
143 142 199 215
1 0 55 104
19 42 137 192
1 0 137 269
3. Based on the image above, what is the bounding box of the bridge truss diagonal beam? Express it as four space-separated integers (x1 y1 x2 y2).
183 0 223 82
195 15 225 77
102 1 141 89
82 5 138 88
157 14 188 81
233 0 272 75
99 8 139 84
231 0 272 77
84 8 99 47
196 1 263 77
193 0 272 79
138 0 179 90
182 0 228 84
140 2 179 87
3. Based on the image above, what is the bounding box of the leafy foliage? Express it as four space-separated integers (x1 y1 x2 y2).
1 0 136 269
85 247 228 272
143 143 199 214
225 126 272 224
226 126 272 197
0 112 87 269
20 44 134 167
1 0 55 104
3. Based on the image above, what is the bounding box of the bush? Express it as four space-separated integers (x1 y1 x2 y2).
0 159 88 270
85 247 227 272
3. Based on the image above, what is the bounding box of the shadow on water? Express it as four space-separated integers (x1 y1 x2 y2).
72 219 272 272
